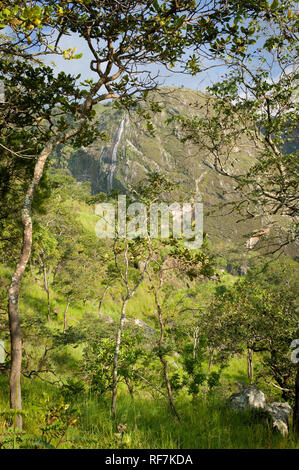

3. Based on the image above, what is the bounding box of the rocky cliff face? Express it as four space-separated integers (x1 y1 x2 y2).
54 87 259 255
64 87 255 194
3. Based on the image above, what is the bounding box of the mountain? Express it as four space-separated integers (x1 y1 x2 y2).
52 86 260 261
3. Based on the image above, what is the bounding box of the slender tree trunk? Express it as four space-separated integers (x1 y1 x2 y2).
155 290 180 421
294 365 299 440
111 238 151 417
137 373 169 399
7 306 22 430
124 377 134 399
46 285 50 324
7 97 96 430
99 285 109 314
42 265 51 323
208 348 214 371
247 348 253 383
159 352 179 420
29 261 35 279
111 297 129 417
63 297 71 333
193 326 199 359
8 144 57 430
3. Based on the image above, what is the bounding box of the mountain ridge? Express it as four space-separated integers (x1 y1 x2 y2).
52 86 260 258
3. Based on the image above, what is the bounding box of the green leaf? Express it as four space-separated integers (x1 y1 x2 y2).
152 0 159 13
270 0 279 10
32 5 42 16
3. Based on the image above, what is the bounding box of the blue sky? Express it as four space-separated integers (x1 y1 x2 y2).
42 32 226 93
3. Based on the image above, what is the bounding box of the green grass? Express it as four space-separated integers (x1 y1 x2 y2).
77 208 99 234
0 204 297 449
0 375 297 449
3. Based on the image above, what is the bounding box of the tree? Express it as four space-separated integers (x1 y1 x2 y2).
148 253 181 420
147 239 214 418
206 259 299 403
2 0 246 429
1 60 97 429
53 233 102 333
3 0 295 431
110 168 203 416
32 225 59 323
172 0 298 251
110 236 152 416
82 328 145 399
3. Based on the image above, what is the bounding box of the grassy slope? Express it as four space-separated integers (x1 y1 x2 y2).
0 197 297 449
0 374 297 449
61 87 260 257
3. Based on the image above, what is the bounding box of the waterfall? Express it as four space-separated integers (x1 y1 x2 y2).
107 117 126 192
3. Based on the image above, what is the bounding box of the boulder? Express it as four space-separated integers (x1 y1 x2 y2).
265 402 292 437
122 317 155 335
227 387 292 436
98 313 114 323
227 386 266 411
134 318 155 335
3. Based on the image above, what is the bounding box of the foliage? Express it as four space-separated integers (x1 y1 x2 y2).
82 332 144 395
170 0 298 248
0 0 298 447
206 258 299 399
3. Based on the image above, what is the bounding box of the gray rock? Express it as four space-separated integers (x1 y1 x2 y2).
265 402 292 436
123 317 155 335
134 318 155 335
98 313 114 323
228 387 292 436
227 386 266 411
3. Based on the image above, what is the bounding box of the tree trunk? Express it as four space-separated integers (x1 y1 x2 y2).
7 102 95 430
46 289 50 323
63 297 70 333
111 238 151 417
247 348 253 383
294 365 299 440
42 265 51 323
8 305 22 430
111 297 129 417
208 348 214 371
124 377 134 399
99 285 109 314
155 291 180 421
8 144 57 430
193 326 199 359
159 352 180 421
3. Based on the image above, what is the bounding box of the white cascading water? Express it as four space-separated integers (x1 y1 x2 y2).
107 117 126 192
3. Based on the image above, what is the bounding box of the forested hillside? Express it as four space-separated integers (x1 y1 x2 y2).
52 87 261 261
0 0 298 451
0 169 298 448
